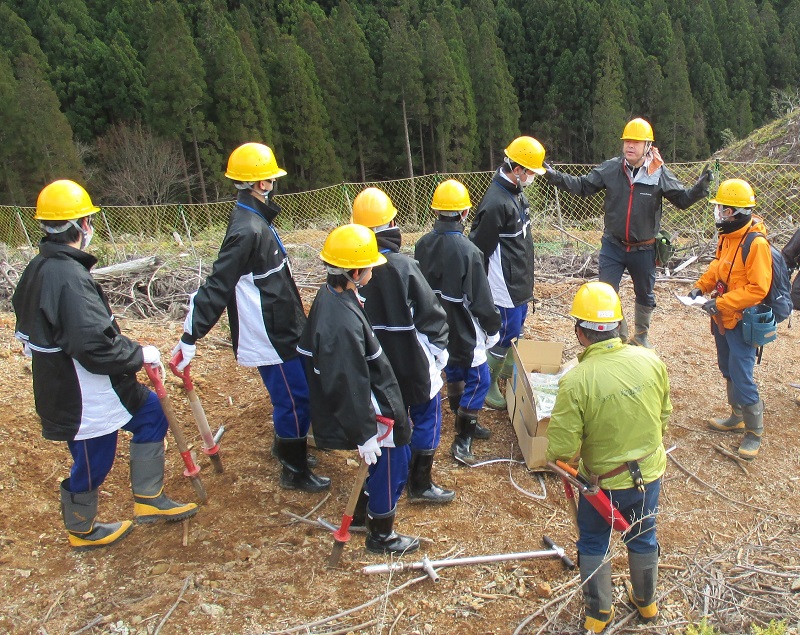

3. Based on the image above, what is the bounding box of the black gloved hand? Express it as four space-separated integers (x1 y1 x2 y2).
702 299 719 316
688 288 703 300
696 164 712 188
542 161 558 183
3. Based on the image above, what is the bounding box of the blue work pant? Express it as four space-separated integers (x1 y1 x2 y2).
496 304 528 347
258 356 311 438
366 445 411 516
712 320 759 405
599 236 657 308
66 391 168 493
444 362 490 411
577 478 661 556
409 393 442 450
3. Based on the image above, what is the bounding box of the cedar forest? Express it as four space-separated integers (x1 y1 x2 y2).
1 0 798 206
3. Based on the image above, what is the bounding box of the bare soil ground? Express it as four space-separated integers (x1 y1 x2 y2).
1 280 799 635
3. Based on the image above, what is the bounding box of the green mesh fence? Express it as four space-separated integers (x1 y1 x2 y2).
3 161 799 266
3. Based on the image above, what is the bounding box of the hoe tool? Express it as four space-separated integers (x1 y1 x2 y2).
327 415 394 568
145 363 207 503
548 461 630 534
170 352 224 473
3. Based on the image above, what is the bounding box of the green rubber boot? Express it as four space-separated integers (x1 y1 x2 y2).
485 347 508 410
708 379 745 432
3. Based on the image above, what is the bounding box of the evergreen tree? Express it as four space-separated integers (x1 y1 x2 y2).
543 48 593 161
381 9 426 178
268 35 343 190
591 20 627 161
496 0 531 127
655 22 698 161
0 51 24 204
145 0 215 203
760 2 798 90
99 30 147 124
330 0 380 181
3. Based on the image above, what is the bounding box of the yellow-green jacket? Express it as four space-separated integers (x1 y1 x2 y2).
545 338 671 490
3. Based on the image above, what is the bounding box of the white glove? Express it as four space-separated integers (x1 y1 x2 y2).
357 435 382 465
434 349 449 371
21 341 32 358
142 345 161 365
171 340 196 371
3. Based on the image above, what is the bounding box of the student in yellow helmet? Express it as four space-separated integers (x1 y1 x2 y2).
13 180 197 551
469 136 546 410
544 119 711 348
173 143 329 493
546 282 672 632
297 224 419 555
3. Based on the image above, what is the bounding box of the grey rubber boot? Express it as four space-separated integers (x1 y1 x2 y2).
273 436 331 492
130 442 199 523
450 409 478 465
579 553 615 633
365 507 420 555
61 479 133 551
407 449 455 504
626 550 659 622
708 379 745 431
630 303 654 348
484 347 509 410
447 381 489 439
738 400 764 460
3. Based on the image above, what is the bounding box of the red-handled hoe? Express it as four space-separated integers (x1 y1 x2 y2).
327 415 395 568
170 352 224 474
145 363 208 503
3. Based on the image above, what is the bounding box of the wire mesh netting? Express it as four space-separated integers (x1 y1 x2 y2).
3 161 800 266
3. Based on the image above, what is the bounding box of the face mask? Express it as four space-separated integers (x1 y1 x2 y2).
518 171 535 188
82 226 93 249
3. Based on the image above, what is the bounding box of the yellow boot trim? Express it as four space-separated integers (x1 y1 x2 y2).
584 606 614 633
68 520 134 551
134 500 198 523
625 580 658 622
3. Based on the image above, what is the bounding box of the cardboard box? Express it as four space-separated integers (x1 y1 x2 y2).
505 340 575 468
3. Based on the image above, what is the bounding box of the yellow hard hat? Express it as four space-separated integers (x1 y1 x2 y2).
504 136 547 174
710 179 756 208
225 142 287 181
320 224 387 269
431 179 472 211
35 180 100 221
570 282 623 323
621 118 654 142
351 187 397 227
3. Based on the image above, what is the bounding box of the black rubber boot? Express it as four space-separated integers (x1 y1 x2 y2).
61 479 133 551
630 303 654 348
708 379 745 431
738 400 764 460
450 409 478 465
130 442 199 523
407 449 455 504
580 553 615 632
365 508 420 555
447 381 489 439
271 433 318 468
626 550 659 622
274 436 331 492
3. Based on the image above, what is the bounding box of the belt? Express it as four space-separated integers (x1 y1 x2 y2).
596 450 655 481
618 237 656 247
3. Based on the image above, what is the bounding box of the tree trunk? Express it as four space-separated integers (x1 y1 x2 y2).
189 110 208 206
419 120 426 175
180 145 193 204
356 119 366 182
401 93 414 179
429 115 437 173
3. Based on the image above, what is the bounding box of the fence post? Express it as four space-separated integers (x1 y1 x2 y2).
341 183 353 223
553 186 565 246
14 207 32 249
179 204 197 258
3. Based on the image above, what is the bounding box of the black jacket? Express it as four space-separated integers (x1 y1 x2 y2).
13 241 148 441
469 170 535 307
415 219 501 368
360 231 449 406
546 156 707 248
182 190 306 366
297 285 410 450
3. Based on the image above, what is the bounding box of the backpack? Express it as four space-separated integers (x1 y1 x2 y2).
742 231 793 323
780 227 800 310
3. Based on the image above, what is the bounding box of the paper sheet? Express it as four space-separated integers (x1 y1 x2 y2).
674 292 707 307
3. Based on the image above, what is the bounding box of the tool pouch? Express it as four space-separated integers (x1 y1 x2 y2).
626 461 645 493
654 230 675 266
741 304 777 347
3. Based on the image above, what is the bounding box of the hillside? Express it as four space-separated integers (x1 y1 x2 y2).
714 110 800 164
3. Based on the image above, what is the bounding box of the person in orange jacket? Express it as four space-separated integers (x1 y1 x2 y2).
687 179 772 460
